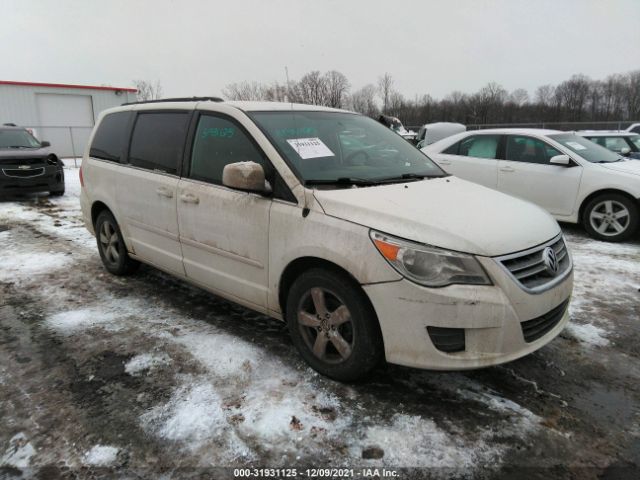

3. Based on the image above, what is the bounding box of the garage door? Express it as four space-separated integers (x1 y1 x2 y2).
36 93 94 157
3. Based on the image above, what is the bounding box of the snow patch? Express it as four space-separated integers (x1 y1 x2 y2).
83 445 119 466
566 322 610 347
125 353 171 375
47 308 121 334
0 251 71 282
1 433 36 469
361 414 498 467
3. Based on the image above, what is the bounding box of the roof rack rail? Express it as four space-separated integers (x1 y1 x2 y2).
123 96 224 106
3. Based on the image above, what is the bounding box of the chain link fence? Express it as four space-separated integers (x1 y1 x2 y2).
406 120 639 132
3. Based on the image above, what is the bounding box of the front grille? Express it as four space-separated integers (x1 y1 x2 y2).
0 157 46 166
520 299 569 343
496 235 571 292
427 326 465 353
2 167 45 178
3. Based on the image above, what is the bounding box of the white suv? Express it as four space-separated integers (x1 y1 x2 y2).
424 129 640 242
80 100 573 381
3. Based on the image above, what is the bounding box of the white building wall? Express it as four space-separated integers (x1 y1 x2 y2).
0 84 137 156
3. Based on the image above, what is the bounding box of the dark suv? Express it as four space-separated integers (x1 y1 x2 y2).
0 125 65 196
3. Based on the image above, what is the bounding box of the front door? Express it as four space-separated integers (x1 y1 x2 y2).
177 112 273 309
497 135 582 216
434 134 501 189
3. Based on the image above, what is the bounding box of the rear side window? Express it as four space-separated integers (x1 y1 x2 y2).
443 141 459 155
90 112 132 162
189 114 271 184
128 112 190 174
459 135 500 159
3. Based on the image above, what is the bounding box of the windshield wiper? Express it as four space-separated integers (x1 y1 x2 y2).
305 177 380 186
377 172 445 183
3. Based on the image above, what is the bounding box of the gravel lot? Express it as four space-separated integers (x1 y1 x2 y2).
1 165 639 479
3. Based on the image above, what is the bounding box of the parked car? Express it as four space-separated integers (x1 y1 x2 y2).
626 123 640 134
415 122 466 149
577 130 640 160
378 115 417 142
423 128 640 242
81 100 573 381
0 125 65 196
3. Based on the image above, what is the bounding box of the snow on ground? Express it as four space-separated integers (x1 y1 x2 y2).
82 445 119 467
0 433 36 469
565 322 610 347
46 307 123 335
125 352 172 376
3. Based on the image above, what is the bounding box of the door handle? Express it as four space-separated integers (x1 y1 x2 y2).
179 192 200 204
499 166 515 173
156 186 174 198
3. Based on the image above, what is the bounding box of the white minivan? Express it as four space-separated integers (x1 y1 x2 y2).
80 99 573 381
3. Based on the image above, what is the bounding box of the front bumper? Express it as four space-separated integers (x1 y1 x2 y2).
0 164 64 195
364 258 573 370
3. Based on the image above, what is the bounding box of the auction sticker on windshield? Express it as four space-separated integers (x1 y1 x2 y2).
286 137 334 159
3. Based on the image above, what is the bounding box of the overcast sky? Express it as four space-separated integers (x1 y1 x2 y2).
2 0 639 100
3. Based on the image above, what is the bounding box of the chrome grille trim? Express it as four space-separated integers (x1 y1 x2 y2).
2 167 45 178
494 233 572 294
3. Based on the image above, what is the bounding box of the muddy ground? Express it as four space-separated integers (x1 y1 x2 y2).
0 167 639 479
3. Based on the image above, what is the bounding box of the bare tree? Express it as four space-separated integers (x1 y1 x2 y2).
222 81 267 101
297 71 328 105
133 80 163 101
509 88 529 106
348 84 379 117
324 70 350 108
377 73 394 113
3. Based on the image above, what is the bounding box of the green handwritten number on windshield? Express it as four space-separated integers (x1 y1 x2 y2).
275 127 317 138
201 127 235 139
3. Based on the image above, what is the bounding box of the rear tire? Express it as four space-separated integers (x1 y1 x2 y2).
582 193 638 242
286 268 384 382
50 187 65 197
95 210 139 275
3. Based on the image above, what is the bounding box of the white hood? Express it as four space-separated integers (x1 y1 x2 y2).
599 159 640 176
313 176 560 257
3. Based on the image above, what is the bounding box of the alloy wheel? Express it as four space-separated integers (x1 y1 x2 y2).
297 287 355 364
99 220 121 265
589 200 630 237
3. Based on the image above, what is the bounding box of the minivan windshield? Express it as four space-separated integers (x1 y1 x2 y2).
548 133 623 163
249 111 445 185
0 129 41 149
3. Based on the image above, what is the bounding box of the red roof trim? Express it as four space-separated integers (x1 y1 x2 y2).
0 80 137 93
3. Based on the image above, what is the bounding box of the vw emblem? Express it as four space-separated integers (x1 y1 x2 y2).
18 165 31 170
542 247 558 276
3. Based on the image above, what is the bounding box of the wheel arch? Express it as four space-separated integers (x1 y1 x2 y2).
578 188 640 223
90 200 112 229
278 256 372 319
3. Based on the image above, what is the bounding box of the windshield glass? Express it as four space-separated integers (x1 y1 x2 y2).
629 135 640 150
249 111 445 184
0 129 41 149
548 133 622 163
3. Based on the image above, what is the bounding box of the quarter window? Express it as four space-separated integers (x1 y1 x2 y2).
189 115 271 184
458 135 500 159
505 136 561 164
128 112 190 174
90 112 132 162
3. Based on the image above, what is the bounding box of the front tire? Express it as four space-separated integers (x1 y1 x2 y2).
582 193 638 242
286 268 384 382
95 210 139 275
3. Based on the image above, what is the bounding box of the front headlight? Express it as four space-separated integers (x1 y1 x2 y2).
370 230 491 287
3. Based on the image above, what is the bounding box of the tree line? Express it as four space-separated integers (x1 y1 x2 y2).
222 69 640 126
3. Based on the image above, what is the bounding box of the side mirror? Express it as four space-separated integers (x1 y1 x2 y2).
40 141 51 147
620 147 631 156
222 161 271 194
550 154 571 166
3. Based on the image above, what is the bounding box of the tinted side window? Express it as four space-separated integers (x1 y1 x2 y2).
189 115 271 184
90 112 132 162
443 141 459 155
505 136 561 164
459 135 500 159
128 112 190 174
